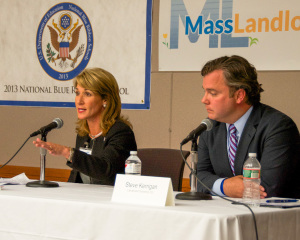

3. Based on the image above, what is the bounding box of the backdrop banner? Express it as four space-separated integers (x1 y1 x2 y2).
159 0 300 71
0 0 152 109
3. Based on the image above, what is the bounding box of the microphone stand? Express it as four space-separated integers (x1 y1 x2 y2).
176 138 212 200
26 132 59 188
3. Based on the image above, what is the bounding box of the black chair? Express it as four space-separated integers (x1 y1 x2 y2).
137 148 190 191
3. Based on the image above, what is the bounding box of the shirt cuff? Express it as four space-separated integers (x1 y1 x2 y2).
212 178 227 196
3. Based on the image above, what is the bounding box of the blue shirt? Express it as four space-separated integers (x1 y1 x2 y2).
212 106 253 196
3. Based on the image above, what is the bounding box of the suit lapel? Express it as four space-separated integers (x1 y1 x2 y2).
214 122 234 177
234 104 261 174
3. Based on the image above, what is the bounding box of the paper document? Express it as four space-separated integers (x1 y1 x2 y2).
0 173 30 185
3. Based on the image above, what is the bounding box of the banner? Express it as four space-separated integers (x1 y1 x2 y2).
0 0 152 109
159 0 300 71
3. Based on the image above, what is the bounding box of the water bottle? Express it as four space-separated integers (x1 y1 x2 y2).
125 151 142 175
242 153 261 207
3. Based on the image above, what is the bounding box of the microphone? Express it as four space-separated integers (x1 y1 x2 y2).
181 119 213 145
30 118 64 137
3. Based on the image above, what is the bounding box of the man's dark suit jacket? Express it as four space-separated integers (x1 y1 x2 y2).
197 103 300 198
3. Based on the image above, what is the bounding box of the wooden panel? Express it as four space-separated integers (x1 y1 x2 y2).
0 165 71 182
0 165 192 192
181 178 191 192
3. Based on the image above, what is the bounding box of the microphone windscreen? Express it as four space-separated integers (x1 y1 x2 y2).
201 118 213 131
53 118 64 129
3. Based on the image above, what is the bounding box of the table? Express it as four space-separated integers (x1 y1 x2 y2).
0 182 299 240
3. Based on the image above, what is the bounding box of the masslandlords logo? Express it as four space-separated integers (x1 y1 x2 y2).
162 0 300 49
36 3 93 81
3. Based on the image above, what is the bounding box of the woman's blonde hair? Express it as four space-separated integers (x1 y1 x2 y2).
73 67 132 136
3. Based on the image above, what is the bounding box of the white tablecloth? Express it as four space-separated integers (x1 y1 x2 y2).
0 182 299 240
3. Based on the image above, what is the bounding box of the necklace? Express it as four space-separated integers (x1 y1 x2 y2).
89 131 102 139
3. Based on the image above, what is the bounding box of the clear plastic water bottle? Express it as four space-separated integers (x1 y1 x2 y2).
125 151 141 175
243 153 261 207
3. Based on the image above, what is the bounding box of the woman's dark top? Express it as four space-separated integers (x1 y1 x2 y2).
67 120 137 185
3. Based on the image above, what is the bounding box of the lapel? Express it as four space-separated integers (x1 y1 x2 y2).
234 104 262 174
213 122 234 177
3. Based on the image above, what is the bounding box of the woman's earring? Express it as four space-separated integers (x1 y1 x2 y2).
103 104 107 108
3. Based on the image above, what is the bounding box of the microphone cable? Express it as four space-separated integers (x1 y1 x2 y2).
0 118 63 169
179 144 259 240
0 136 31 170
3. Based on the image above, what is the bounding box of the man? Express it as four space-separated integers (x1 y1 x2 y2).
197 55 300 198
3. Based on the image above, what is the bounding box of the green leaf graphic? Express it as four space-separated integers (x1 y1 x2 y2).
249 37 259 46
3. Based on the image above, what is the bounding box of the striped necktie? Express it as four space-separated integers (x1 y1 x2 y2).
229 124 237 175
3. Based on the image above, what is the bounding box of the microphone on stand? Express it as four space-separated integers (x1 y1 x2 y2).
27 118 63 188
180 118 213 145
176 118 213 200
30 118 64 137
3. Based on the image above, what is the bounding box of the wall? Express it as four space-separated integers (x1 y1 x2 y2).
1 0 300 179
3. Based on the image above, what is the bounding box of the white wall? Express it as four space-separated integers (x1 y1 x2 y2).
1 0 300 179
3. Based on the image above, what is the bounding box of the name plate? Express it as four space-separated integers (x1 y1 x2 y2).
111 174 175 207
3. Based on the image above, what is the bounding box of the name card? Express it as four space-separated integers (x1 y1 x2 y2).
111 174 175 207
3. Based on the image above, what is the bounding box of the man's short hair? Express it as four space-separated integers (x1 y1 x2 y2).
201 55 264 105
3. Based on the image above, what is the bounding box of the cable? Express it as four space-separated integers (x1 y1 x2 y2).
0 136 31 169
180 144 259 240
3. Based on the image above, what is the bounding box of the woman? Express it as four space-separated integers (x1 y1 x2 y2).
33 68 137 185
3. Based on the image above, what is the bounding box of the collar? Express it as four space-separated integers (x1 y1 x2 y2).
226 106 253 139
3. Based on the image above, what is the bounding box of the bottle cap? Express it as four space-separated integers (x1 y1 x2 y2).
248 153 256 157
130 151 137 155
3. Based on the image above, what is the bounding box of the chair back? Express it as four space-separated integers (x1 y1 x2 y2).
137 148 190 191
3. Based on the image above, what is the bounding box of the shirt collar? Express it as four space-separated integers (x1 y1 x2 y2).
226 106 253 138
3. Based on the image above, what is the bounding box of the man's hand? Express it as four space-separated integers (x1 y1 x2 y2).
223 175 244 198
259 185 267 199
223 175 267 198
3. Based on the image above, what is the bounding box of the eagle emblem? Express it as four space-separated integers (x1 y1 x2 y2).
46 13 85 70
36 3 93 81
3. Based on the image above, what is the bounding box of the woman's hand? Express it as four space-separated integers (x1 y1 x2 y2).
33 138 70 159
